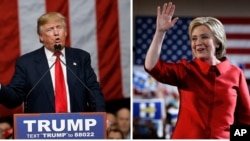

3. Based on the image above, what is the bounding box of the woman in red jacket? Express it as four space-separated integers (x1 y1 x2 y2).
144 2 250 139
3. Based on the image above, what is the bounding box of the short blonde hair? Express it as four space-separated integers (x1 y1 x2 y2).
37 12 66 35
188 17 227 59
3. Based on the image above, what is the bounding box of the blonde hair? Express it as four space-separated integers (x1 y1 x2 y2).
37 12 66 35
188 17 227 59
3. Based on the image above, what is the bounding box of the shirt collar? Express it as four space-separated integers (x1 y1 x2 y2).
216 57 231 74
193 57 231 75
44 46 65 60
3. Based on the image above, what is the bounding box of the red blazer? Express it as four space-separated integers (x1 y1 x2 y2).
145 57 250 139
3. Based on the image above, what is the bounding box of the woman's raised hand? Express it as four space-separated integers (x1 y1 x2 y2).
156 2 178 32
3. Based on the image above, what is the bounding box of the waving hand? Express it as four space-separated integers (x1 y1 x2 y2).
145 2 179 70
156 2 178 32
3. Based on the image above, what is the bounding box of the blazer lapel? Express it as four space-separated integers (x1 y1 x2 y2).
65 48 80 101
34 47 55 109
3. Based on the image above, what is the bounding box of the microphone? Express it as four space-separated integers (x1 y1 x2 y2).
25 46 58 112
54 44 62 52
55 44 96 112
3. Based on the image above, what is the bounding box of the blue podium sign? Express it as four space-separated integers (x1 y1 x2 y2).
14 112 106 139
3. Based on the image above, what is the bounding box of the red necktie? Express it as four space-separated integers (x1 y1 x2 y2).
54 52 67 112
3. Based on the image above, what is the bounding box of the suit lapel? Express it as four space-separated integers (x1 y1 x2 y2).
65 48 81 104
34 47 55 109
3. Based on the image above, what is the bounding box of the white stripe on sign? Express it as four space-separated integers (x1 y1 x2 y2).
140 103 147 118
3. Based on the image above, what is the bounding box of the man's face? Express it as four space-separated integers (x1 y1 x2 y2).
116 108 130 135
0 122 12 139
39 20 67 52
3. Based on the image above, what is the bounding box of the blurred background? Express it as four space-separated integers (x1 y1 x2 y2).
133 0 250 139
0 0 130 139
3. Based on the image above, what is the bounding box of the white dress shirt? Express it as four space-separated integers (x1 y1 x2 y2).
44 47 71 112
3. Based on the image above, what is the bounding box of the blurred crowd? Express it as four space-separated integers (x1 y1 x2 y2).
133 68 180 139
106 107 131 139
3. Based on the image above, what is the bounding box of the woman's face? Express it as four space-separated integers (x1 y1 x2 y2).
191 25 219 63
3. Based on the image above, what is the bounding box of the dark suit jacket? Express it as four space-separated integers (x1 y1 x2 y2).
0 47 106 113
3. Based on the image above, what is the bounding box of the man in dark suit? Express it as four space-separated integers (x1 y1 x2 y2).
0 12 106 113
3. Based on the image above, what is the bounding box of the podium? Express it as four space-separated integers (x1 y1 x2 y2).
13 112 106 139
